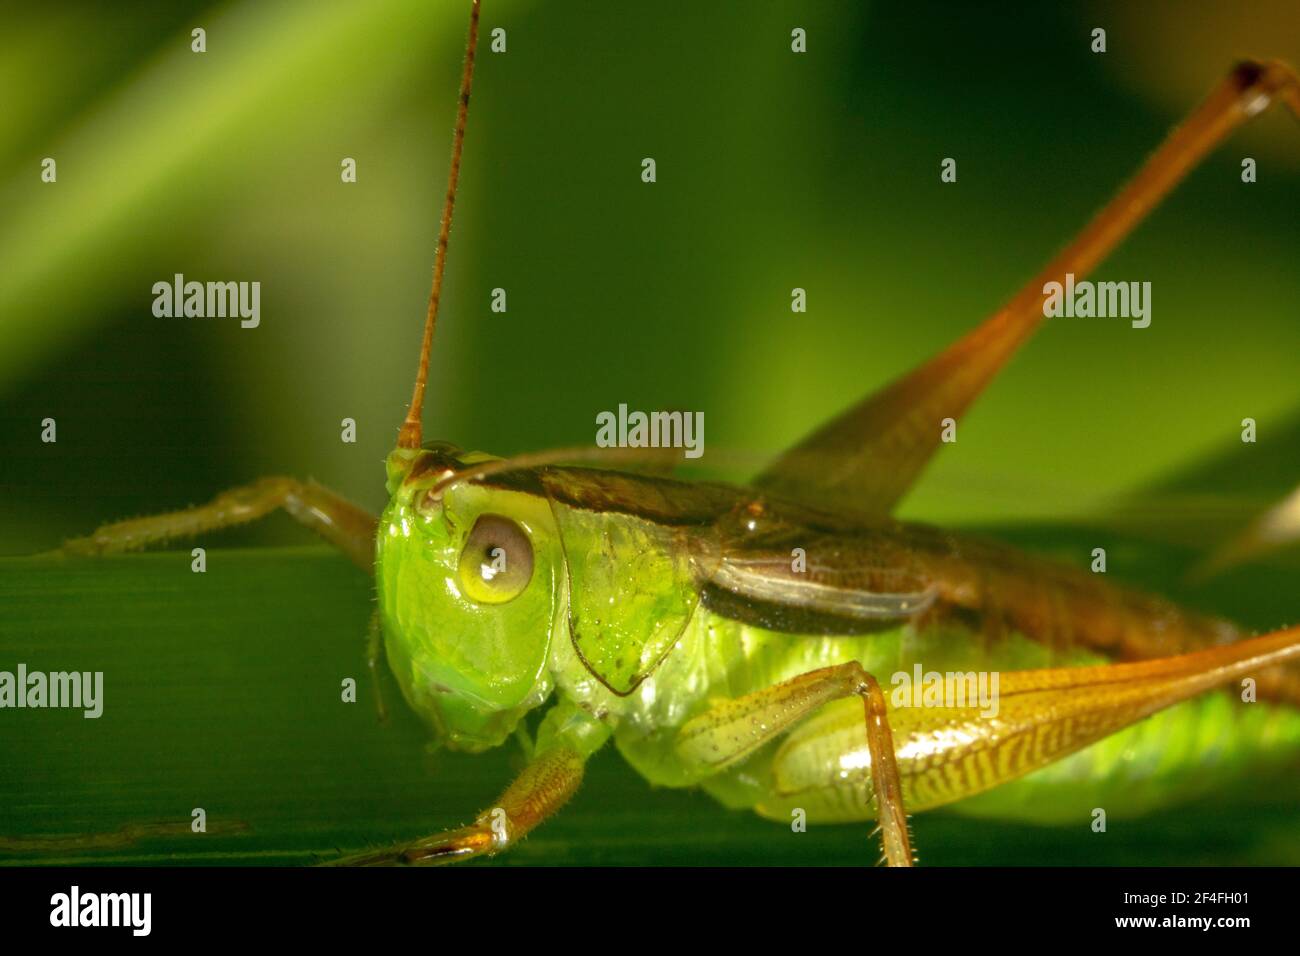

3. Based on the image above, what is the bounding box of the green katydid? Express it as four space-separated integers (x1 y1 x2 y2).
62 1 1300 867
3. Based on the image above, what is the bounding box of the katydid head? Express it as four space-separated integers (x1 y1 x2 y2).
378 444 561 752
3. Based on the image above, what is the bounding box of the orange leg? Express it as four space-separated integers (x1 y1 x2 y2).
676 662 914 866
327 742 587 866
62 476 377 572
770 625 1300 834
758 60 1300 519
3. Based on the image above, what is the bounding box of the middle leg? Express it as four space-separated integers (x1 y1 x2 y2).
675 662 914 866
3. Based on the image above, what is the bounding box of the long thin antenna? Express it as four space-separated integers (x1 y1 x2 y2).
397 0 481 449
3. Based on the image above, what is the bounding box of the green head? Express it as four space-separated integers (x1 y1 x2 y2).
378 444 562 752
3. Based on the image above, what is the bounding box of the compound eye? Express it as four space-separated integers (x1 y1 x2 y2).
458 514 534 604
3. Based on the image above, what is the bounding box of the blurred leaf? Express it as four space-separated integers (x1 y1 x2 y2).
0 0 504 385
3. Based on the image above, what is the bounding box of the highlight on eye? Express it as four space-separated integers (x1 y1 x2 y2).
457 514 534 604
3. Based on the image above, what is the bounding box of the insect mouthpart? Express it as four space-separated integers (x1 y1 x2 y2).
417 677 527 755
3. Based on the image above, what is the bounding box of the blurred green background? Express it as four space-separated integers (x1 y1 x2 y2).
1 0 1298 865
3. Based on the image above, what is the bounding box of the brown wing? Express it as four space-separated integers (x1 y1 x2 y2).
695 501 938 635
